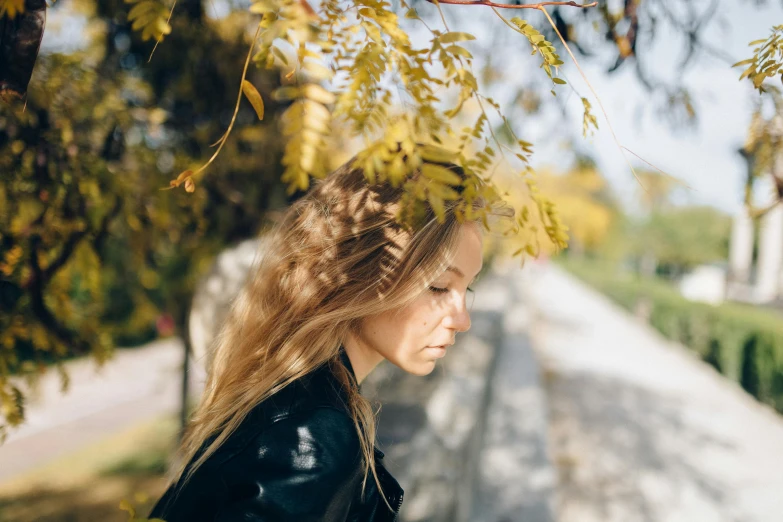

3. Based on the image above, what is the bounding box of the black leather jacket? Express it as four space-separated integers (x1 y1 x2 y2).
148 347 404 521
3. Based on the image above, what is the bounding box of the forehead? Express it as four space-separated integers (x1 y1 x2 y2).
444 223 483 279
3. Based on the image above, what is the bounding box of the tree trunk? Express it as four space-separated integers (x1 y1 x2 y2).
177 300 193 442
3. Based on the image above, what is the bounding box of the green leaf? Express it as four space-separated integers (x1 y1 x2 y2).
552 77 566 85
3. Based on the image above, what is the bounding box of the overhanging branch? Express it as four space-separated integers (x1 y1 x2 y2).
424 0 596 9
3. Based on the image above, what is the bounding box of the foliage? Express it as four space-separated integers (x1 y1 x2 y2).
115 0 581 246
561 257 783 414
740 86 783 216
0 1 295 441
0 51 154 437
734 25 783 214
0 0 24 19
530 158 618 255
632 206 731 275
125 0 173 42
734 25 783 94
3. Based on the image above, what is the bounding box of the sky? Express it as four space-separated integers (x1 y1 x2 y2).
522 2 783 215
38 0 783 215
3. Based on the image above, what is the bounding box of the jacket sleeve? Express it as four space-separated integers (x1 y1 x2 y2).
215 407 363 522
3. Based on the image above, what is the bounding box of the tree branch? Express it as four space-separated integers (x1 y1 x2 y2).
426 0 596 9
41 196 89 282
28 235 91 357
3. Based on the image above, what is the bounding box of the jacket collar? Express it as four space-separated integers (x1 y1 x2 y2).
338 342 359 389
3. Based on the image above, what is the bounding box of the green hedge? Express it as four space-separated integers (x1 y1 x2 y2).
559 258 783 413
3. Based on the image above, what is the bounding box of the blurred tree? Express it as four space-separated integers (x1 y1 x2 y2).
495 155 619 258
538 156 620 256
0 0 298 440
631 205 731 278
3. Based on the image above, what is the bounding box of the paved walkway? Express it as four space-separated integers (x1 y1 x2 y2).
517 261 783 522
0 338 204 483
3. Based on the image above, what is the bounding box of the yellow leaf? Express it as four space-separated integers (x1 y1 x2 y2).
118 499 136 518
439 32 476 44
444 45 473 59
169 169 193 188
0 0 25 18
421 163 461 185
302 83 335 105
272 86 301 101
242 80 265 120
420 144 457 164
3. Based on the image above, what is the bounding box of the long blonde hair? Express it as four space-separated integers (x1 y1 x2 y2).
170 152 501 508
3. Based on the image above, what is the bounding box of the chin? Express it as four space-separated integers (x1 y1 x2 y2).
405 360 437 377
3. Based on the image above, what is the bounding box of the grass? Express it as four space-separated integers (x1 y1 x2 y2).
0 415 178 522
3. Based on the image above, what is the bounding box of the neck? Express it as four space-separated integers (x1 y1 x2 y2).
342 334 385 385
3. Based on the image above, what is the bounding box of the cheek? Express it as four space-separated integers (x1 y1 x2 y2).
404 299 442 333
365 301 436 347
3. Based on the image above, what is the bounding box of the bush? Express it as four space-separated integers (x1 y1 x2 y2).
559 257 783 413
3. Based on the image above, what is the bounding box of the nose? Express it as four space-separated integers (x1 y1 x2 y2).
447 294 471 333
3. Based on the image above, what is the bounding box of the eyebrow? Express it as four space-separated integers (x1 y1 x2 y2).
446 265 480 283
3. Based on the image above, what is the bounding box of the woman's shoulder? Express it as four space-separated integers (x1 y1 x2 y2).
149 386 364 521
209 363 357 467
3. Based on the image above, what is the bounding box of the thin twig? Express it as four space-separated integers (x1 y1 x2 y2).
426 0 595 9
191 23 263 181
622 146 695 191
149 0 178 63
537 6 648 191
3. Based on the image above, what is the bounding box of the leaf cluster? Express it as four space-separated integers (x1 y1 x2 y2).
735 26 783 93
125 0 172 42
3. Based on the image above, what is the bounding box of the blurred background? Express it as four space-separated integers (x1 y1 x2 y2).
2 0 783 520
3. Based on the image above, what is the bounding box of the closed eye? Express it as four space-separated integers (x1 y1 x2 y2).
429 286 475 294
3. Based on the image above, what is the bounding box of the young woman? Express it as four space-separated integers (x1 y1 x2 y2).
148 151 498 521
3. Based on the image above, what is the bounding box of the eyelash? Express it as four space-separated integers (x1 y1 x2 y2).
429 286 474 294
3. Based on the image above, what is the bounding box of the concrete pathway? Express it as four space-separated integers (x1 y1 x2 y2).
516 261 783 522
0 338 204 483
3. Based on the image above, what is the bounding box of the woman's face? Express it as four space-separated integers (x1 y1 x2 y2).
349 221 484 379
